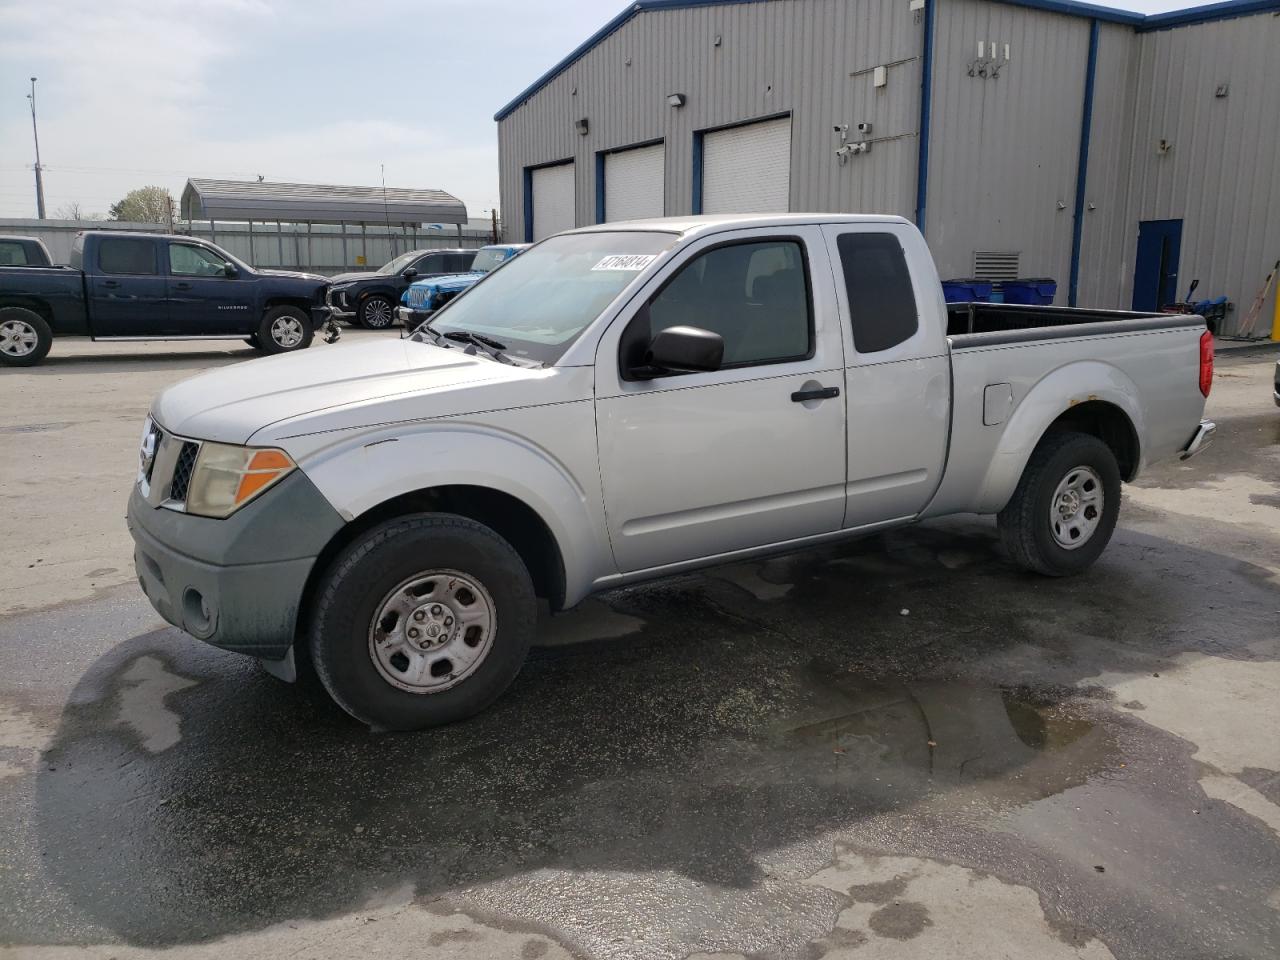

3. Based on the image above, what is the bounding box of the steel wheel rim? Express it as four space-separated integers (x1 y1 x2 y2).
1049 464 1104 550
363 298 392 327
0 319 38 357
271 316 304 347
367 569 497 694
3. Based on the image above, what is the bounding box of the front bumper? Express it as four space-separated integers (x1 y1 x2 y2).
127 470 345 660
1180 419 1217 460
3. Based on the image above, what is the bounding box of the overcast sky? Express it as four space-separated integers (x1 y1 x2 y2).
0 0 1194 222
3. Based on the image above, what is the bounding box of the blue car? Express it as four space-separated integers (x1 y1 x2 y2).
396 243 528 326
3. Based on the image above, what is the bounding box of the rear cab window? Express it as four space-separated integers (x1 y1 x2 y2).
98 237 158 276
0 241 30 266
835 232 918 353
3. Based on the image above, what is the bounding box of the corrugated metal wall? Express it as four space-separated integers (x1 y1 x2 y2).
925 0 1090 298
1112 14 1280 334
498 1 1280 332
1075 22 1139 309
497 0 925 242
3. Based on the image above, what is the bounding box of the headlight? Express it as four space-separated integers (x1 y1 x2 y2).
185 442 296 518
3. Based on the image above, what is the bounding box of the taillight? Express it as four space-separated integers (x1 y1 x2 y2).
1199 329 1214 397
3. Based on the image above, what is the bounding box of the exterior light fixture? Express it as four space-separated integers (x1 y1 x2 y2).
575 117 589 135
667 93 687 108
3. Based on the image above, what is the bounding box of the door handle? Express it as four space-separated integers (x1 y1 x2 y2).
102 280 120 288
791 386 840 403
174 282 192 290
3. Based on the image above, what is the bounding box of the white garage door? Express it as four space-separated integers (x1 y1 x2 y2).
604 143 665 222
531 162 576 240
702 117 792 214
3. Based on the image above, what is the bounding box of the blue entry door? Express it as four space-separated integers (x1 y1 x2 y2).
1132 219 1183 311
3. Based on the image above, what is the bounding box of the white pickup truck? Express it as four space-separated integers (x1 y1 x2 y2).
127 214 1215 730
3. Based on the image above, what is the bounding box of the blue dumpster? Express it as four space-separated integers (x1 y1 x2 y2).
1002 278 1058 305
941 279 994 303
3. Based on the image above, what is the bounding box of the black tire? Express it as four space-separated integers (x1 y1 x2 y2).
308 513 536 731
244 334 260 348
997 430 1121 576
0 307 53 367
255 306 314 354
359 295 396 330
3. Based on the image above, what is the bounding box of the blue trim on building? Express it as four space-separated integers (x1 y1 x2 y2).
492 0 1280 123
1139 0 1280 31
1068 18 1100 308
691 132 705 215
595 152 607 223
522 167 534 243
915 0 936 233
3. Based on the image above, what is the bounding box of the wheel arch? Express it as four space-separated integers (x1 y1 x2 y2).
975 361 1144 514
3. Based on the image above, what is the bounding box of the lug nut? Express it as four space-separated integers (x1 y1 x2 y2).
408 628 420 638
431 604 443 616
413 610 425 621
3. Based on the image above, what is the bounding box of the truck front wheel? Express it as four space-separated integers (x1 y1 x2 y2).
308 514 536 730
997 430 1121 576
255 306 314 354
0 307 52 367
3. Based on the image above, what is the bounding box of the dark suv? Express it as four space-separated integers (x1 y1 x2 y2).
326 248 475 329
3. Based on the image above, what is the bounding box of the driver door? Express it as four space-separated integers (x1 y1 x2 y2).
164 241 255 335
594 227 848 574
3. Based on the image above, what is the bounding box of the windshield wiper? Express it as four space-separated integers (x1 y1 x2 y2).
442 329 512 363
410 320 445 345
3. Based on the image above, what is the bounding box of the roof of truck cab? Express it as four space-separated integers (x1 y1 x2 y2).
567 213 909 237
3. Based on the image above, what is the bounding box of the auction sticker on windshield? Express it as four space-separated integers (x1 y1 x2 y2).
591 254 658 271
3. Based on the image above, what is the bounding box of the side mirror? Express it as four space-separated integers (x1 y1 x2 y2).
223 263 238 278
643 325 723 376
402 268 418 281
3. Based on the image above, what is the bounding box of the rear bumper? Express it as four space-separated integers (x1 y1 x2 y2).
1180 419 1216 460
127 471 345 660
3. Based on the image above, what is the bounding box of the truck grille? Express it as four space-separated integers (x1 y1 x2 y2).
168 442 200 503
407 286 432 308
138 418 202 511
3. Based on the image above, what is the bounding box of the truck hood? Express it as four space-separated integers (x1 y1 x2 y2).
328 270 377 284
257 268 330 283
152 339 543 445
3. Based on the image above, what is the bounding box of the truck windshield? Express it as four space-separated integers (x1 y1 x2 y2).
412 231 677 365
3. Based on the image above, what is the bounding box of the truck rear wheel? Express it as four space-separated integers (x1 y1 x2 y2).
308 513 536 730
255 306 314 354
997 430 1121 576
0 307 52 367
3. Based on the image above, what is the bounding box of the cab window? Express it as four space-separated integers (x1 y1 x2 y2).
98 238 158 275
625 238 812 371
168 243 230 277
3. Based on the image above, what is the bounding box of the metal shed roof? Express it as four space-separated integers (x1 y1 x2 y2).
492 0 1280 121
180 179 468 225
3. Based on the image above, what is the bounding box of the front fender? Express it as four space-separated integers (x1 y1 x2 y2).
974 360 1144 514
298 419 612 606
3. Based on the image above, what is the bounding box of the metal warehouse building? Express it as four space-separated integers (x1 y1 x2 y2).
495 0 1280 334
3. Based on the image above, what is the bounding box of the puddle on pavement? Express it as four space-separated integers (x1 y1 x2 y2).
773 662 1111 803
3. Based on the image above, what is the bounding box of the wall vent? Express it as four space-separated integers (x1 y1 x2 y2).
973 251 1020 281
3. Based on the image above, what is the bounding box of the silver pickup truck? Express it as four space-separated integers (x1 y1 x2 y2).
127 214 1215 730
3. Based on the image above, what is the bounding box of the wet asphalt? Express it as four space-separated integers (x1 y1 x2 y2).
1 347 1278 959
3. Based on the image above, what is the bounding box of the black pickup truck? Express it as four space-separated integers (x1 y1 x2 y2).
0 231 332 367
0 236 56 268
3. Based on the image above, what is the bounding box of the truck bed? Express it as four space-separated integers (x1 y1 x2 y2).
946 302 1199 342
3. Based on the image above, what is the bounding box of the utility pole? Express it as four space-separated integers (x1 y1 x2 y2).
27 77 46 220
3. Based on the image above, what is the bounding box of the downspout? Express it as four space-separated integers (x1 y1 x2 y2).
914 0 936 232
596 152 607 223
1068 19 1100 307
523 168 534 243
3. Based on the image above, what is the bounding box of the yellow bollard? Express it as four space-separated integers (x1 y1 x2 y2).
1273 285 1280 342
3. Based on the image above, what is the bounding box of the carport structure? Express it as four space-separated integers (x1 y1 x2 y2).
179 179 469 271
